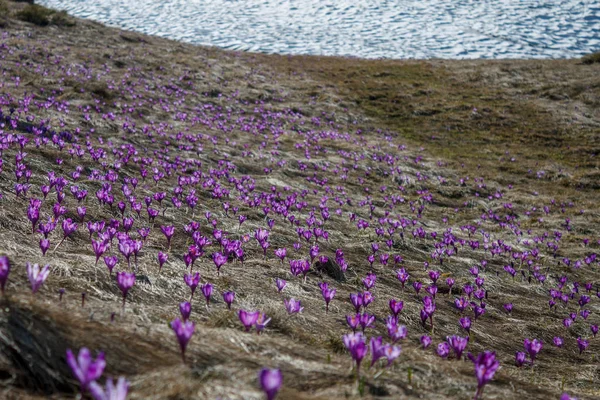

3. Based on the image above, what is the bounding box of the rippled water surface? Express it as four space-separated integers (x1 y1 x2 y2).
39 0 599 59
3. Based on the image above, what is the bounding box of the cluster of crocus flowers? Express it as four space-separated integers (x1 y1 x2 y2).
2 18 600 400
343 332 400 379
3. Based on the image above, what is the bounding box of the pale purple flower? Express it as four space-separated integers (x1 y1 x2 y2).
255 312 271 334
89 377 129 400
66 347 105 391
179 301 192 321
275 278 287 292
284 298 303 314
259 368 282 400
27 263 50 294
239 310 260 332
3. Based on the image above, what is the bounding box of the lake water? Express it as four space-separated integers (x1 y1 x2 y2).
38 0 600 59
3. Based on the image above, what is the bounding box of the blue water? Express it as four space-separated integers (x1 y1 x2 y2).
38 0 600 59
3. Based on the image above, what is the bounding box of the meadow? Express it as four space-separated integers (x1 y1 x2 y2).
0 2 599 399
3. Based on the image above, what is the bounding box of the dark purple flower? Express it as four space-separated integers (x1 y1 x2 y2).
158 251 168 272
222 291 235 309
212 252 227 275
389 299 403 317
116 271 135 307
469 351 500 400
171 318 195 362
160 225 175 248
201 282 213 307
515 351 526 367
553 337 564 348
447 335 469 360
524 338 543 364
179 301 192 321
577 337 589 354
184 272 200 300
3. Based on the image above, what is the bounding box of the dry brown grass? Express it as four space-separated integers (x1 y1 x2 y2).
0 2 599 399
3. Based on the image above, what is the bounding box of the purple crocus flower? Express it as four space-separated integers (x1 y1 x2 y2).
274 248 287 263
447 335 469 360
222 291 235 309
389 299 404 317
104 256 118 275
0 256 10 294
27 263 50 294
420 335 432 349
343 332 368 375
577 337 589 354
118 240 134 269
160 225 175 248
255 312 271 334
284 298 303 314
170 318 195 363
40 239 50 256
515 351 526 367
259 368 282 400
350 293 363 313
553 337 564 348
469 351 500 400
369 336 387 367
157 251 168 273
184 272 200 300
524 338 543 365
66 347 106 391
460 316 472 334
201 282 213 307
89 377 129 400
239 310 260 332
346 314 360 332
437 342 450 358
180 302 192 321
212 252 227 275
116 271 135 308
321 286 336 312
275 278 287 293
